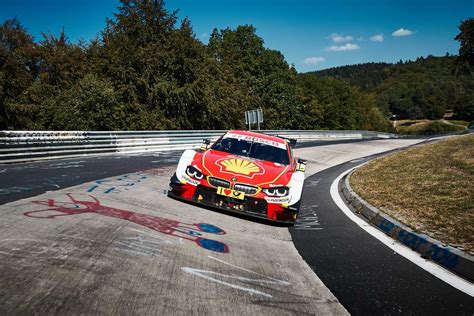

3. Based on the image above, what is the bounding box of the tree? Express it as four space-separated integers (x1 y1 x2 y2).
94 0 250 130
297 74 393 131
38 29 88 88
0 1 404 131
454 18 474 75
0 18 39 129
208 25 304 129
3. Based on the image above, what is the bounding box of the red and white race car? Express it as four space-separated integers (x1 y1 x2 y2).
168 130 306 224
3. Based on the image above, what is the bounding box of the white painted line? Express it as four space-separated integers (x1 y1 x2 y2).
208 255 290 284
181 267 274 298
330 167 474 297
181 256 290 298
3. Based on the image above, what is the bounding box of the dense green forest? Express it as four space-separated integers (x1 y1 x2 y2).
0 0 472 131
312 62 391 90
311 56 474 121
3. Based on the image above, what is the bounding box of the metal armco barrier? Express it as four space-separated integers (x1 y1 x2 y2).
0 130 397 164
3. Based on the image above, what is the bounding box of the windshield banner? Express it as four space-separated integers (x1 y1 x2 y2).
224 133 287 149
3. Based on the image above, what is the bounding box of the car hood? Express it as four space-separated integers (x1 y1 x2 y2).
196 149 291 186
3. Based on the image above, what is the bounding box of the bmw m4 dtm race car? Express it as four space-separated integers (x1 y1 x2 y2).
168 130 307 224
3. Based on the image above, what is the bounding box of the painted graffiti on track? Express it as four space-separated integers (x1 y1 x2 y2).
295 204 322 230
86 173 147 194
0 237 86 261
0 186 34 194
113 234 164 257
0 175 83 197
182 255 290 298
25 193 229 253
305 178 321 188
44 161 85 169
0 227 177 262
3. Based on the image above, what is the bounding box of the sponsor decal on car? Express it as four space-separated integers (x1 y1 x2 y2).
182 174 200 186
216 187 246 200
264 196 291 204
223 132 287 149
268 183 285 187
216 157 265 178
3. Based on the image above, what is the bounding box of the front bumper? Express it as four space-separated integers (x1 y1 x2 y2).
168 181 297 224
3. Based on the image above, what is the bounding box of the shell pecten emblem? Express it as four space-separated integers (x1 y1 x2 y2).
217 158 264 178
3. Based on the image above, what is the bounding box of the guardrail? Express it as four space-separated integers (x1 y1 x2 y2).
0 130 397 164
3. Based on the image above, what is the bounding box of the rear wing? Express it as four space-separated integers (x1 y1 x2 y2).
277 136 297 149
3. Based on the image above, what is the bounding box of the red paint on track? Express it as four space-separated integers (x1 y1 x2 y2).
25 193 229 253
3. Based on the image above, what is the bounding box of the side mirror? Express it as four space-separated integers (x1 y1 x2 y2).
200 139 211 151
296 158 307 172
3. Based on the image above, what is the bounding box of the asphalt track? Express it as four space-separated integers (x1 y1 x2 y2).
290 156 474 315
0 151 183 205
0 138 472 314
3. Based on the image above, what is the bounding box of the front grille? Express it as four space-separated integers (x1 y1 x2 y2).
193 185 267 217
234 183 259 195
208 177 231 188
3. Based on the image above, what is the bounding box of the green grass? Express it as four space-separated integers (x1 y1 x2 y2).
350 135 474 253
397 120 466 135
446 119 470 127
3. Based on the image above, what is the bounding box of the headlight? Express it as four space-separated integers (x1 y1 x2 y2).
186 165 204 180
263 186 289 197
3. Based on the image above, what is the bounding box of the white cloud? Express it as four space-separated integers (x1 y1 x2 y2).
201 33 209 38
304 56 326 65
392 28 413 37
330 33 354 43
326 43 360 52
369 34 384 42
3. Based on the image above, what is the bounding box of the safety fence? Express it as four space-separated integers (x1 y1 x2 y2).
0 130 396 164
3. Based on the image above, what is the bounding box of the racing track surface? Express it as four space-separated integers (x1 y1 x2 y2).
1 138 471 314
290 155 474 315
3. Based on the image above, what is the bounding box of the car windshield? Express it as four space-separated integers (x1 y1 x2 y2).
211 136 290 165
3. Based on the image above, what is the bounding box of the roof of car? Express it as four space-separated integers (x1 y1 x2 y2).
227 130 287 145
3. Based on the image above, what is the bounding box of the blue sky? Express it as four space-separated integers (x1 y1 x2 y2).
1 0 472 72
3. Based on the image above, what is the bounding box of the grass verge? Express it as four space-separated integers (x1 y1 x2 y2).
350 134 474 253
446 119 470 127
396 120 466 134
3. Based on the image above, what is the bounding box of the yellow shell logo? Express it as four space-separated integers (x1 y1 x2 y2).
220 158 261 176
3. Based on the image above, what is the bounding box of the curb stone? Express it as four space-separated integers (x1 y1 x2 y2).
339 170 474 282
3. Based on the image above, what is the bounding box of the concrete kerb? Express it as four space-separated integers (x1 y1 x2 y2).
339 169 474 283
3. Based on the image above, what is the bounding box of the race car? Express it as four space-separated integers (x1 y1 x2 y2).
168 130 307 224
